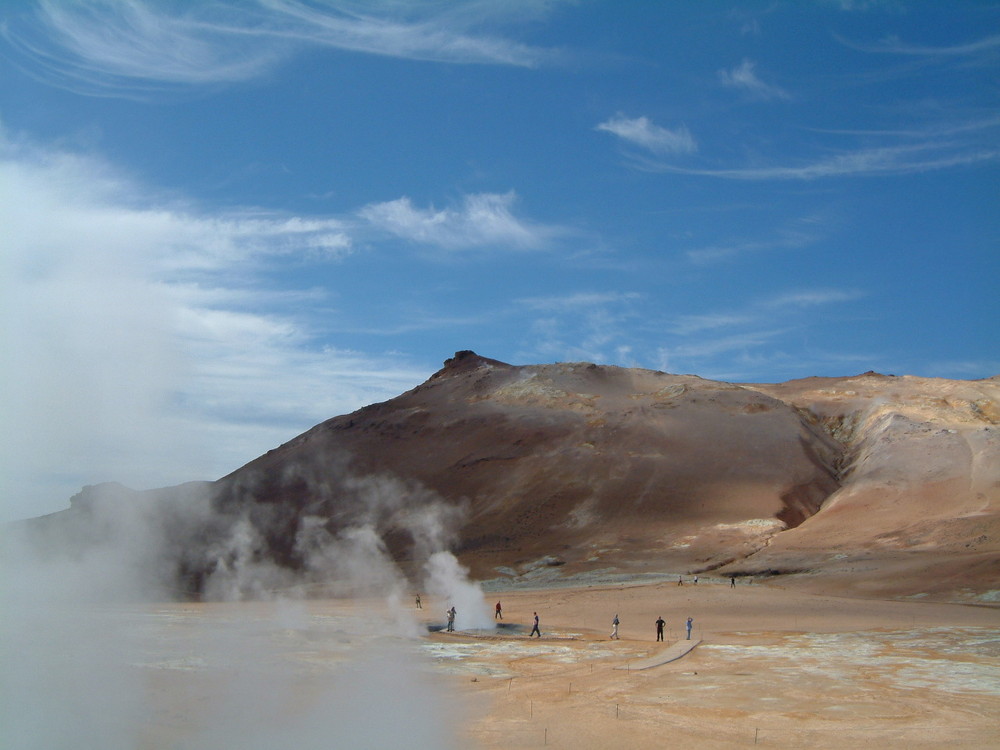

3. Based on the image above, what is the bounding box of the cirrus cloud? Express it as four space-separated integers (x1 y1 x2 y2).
718 59 791 100
358 191 557 251
596 114 697 155
0 0 560 97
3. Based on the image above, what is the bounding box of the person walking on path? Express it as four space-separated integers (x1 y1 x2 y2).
686 617 694 640
495 601 503 620
415 594 421 609
611 614 620 640
677 576 683 586
655 616 665 642
530 612 541 637
446 607 456 632
730 576 736 588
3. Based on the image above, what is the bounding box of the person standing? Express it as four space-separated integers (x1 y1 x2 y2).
530 612 541 637
415 594 422 609
730 576 736 588
686 617 693 640
446 606 456 632
495 601 503 620
655 616 665 642
611 614 620 640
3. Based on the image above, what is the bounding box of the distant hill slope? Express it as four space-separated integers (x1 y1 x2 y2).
11 352 999 603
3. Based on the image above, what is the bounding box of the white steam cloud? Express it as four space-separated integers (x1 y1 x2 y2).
424 550 493 631
1 468 487 748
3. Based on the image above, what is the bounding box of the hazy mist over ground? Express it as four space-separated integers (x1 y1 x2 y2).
0 474 490 749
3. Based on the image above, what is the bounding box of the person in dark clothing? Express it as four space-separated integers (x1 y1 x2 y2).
655 616 666 642
530 612 541 637
495 601 502 620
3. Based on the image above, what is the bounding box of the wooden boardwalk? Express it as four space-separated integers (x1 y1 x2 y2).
615 638 701 671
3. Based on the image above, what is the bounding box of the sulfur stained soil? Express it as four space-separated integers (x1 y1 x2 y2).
417 577 1000 749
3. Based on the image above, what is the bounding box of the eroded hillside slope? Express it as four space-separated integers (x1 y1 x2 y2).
740 374 1000 601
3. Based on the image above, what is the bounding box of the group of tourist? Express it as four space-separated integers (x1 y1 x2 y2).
652 615 694 641
424 571 749 639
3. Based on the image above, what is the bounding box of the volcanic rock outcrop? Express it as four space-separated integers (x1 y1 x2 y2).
12 352 1000 602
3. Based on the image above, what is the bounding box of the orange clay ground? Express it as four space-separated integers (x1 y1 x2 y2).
416 576 1000 748
125 576 998 749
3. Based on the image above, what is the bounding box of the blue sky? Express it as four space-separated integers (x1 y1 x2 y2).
2 1 998 520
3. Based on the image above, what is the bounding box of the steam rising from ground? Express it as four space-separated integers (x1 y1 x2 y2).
1 471 485 748
424 551 493 630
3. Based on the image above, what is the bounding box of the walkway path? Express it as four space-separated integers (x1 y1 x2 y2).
615 638 701 671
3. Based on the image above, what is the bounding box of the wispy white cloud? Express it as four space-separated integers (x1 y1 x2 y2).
0 131 427 521
639 140 1000 180
824 0 900 12
517 291 643 311
805 115 1000 140
0 0 558 96
843 32 1000 57
595 114 697 155
656 287 865 377
664 330 788 360
666 287 861 332
668 313 753 336
718 59 791 100
515 291 643 366
358 191 556 251
924 359 1000 379
685 215 823 265
260 0 556 66
761 288 863 308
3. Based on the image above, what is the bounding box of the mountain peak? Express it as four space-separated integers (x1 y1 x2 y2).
433 350 512 377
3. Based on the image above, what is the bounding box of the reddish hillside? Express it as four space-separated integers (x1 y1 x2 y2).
11 353 999 602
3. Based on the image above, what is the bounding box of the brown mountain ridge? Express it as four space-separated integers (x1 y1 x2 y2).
15 351 1000 604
